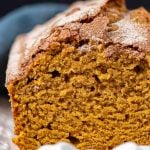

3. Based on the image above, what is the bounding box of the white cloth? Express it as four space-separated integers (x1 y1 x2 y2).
38 142 150 150
113 142 150 150
38 142 76 150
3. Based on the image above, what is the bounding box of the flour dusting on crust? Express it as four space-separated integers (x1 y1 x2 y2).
56 0 109 26
109 13 150 50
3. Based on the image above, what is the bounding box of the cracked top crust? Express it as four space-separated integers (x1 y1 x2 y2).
6 0 150 84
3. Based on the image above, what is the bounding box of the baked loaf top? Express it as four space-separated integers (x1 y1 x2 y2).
6 0 150 84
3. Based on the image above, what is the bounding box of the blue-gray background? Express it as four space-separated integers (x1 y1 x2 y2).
0 0 149 17
0 0 150 96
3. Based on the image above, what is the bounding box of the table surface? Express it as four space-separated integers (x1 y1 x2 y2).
0 97 18 150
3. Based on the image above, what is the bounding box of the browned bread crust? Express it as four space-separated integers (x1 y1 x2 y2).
6 0 125 83
6 1 150 84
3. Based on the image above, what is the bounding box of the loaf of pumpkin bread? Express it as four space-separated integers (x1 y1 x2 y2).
6 0 150 149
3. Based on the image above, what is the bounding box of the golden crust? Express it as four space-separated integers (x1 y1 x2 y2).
6 0 126 84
